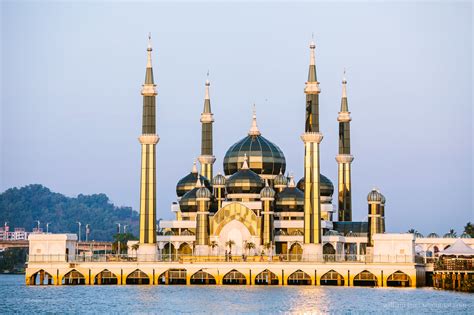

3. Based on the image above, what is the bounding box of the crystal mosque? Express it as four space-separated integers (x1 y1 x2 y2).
24 35 474 288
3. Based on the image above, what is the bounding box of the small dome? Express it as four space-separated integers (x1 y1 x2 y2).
260 180 276 199
381 194 386 204
212 173 226 187
325 230 340 236
367 188 383 203
176 162 211 197
443 232 456 238
196 186 212 199
460 233 472 239
274 170 288 187
414 232 424 238
179 188 198 212
226 155 264 194
427 232 439 238
275 179 304 212
296 174 334 197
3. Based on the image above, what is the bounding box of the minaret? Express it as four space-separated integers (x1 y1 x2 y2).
336 70 354 222
367 188 385 247
198 74 216 181
195 177 211 256
260 180 275 247
300 38 323 254
138 34 159 252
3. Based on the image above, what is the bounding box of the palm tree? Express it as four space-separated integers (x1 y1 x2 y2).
245 242 255 256
210 241 218 255
264 242 272 255
131 243 139 252
226 240 235 255
464 222 474 238
449 229 457 237
407 229 417 234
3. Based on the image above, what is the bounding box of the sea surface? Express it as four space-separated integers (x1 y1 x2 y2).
1 274 472 314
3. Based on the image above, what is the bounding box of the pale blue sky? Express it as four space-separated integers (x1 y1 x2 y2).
1 1 472 235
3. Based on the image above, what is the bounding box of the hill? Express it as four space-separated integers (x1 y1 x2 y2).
0 184 138 241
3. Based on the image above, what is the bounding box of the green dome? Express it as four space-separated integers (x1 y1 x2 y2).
296 174 334 197
260 182 276 199
226 157 264 194
367 189 383 203
274 170 288 187
212 173 226 187
223 134 286 176
275 187 304 212
176 164 211 197
179 188 198 212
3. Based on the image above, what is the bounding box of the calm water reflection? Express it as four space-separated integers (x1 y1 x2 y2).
1 275 472 314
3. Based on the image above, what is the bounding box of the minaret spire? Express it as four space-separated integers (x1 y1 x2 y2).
248 104 261 136
138 34 159 252
336 69 354 222
199 72 216 180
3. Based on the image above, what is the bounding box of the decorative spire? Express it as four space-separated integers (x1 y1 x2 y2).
143 33 155 87
146 32 153 68
310 33 316 66
192 161 198 173
248 104 261 136
195 176 202 188
241 153 249 170
265 179 269 187
288 174 296 187
340 69 349 112
203 72 212 113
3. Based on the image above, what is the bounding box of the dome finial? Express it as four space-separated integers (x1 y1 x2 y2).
309 34 316 66
342 68 347 99
242 153 249 170
195 174 202 188
192 160 198 173
288 173 296 187
204 71 210 100
248 104 261 136
146 33 153 68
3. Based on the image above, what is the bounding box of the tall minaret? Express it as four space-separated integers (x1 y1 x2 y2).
198 74 216 181
138 34 159 251
336 70 354 222
300 38 323 252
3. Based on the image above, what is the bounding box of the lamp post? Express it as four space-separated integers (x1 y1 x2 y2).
46 223 50 234
36 220 40 232
85 224 90 242
116 223 121 255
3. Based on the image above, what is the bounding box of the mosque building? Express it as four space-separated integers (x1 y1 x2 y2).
24 35 473 288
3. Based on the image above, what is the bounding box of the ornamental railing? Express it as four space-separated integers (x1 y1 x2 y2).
27 253 420 264
434 258 474 271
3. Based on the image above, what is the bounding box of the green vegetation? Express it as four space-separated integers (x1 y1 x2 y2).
0 248 28 273
464 222 474 238
0 184 139 241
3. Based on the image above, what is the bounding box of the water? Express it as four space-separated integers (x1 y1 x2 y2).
1 275 472 314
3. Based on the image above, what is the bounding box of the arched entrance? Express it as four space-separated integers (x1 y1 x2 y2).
178 243 192 256
353 270 378 287
126 269 150 285
255 269 279 285
287 270 311 285
94 269 118 285
63 269 86 285
387 271 411 287
163 242 176 261
29 270 54 285
320 270 345 286
158 269 186 284
323 243 336 261
190 270 216 285
289 243 303 261
222 269 247 285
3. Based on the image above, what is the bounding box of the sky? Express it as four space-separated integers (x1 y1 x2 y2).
1 1 472 235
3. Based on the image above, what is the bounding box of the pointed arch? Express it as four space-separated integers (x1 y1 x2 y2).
287 270 311 285
387 270 411 287
157 269 186 285
353 270 378 287
163 242 176 261
222 269 247 285
289 242 303 261
255 269 279 285
320 270 345 286
190 270 216 285
211 202 258 236
29 269 54 285
126 269 150 285
94 269 118 285
178 243 192 256
63 269 86 285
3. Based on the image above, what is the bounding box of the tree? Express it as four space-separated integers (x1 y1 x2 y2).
245 242 255 255
448 229 457 237
464 222 474 238
407 229 418 234
112 233 138 254
264 242 272 255
210 241 218 255
225 240 235 255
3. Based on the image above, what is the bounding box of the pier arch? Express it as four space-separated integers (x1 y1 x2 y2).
126 269 150 285
190 270 216 285
287 270 311 285
94 269 118 285
28 269 54 285
222 269 247 285
255 269 279 285
158 269 187 284
62 269 86 285
353 270 378 287
320 270 345 286
386 270 411 287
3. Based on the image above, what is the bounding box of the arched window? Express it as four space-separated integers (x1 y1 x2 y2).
126 269 150 285
222 269 246 285
353 270 377 287
255 269 278 285
287 270 311 285
320 270 345 286
190 270 216 285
